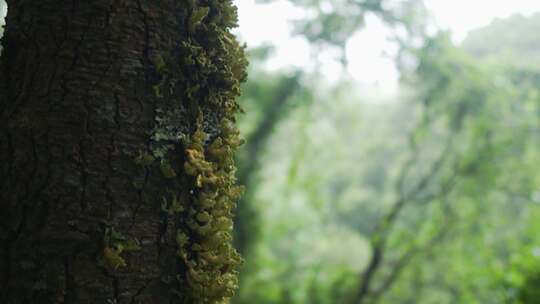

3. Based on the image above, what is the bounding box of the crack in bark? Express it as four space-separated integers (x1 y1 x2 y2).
129 280 151 304
130 0 155 234
1 18 42 128
103 92 122 221
97 264 120 303
63 256 76 301
0 1 228 301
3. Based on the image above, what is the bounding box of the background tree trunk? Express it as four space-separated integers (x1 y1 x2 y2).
234 72 301 256
0 1 246 303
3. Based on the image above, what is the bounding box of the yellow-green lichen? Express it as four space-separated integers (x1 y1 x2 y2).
176 119 243 302
102 227 140 270
134 150 155 167
143 0 248 302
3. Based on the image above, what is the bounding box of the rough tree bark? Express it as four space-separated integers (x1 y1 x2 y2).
0 1 247 303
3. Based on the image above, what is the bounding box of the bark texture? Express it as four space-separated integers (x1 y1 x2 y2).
0 1 246 303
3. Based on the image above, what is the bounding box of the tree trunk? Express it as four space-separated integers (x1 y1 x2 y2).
234 72 301 256
0 1 246 303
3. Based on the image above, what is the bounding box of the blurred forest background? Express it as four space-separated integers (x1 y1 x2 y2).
3 0 540 303
229 0 540 303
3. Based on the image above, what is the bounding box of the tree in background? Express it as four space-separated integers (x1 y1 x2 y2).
232 0 428 284
352 33 515 303
463 12 540 69
233 8 540 304
457 13 540 303
355 18 540 304
234 47 304 257
0 1 246 303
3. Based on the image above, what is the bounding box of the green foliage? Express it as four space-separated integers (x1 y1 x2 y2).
291 0 423 44
506 263 540 304
0 1 4 55
463 13 540 69
519 270 540 304
234 10 540 304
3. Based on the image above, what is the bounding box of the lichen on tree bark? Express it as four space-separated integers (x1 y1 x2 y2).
0 0 247 303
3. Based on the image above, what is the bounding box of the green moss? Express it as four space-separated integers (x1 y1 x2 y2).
134 150 155 166
101 227 140 270
160 161 177 178
143 0 248 302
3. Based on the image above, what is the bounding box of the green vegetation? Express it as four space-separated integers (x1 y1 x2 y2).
0 0 246 302
233 6 540 304
1 0 540 303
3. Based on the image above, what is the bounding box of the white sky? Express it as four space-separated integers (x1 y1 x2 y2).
234 0 540 87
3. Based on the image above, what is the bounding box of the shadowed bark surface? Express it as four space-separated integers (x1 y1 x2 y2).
0 1 246 303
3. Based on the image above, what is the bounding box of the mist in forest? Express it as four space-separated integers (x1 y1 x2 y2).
1 0 540 303
232 1 540 303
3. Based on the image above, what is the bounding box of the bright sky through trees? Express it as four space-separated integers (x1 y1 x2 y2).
234 0 540 87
